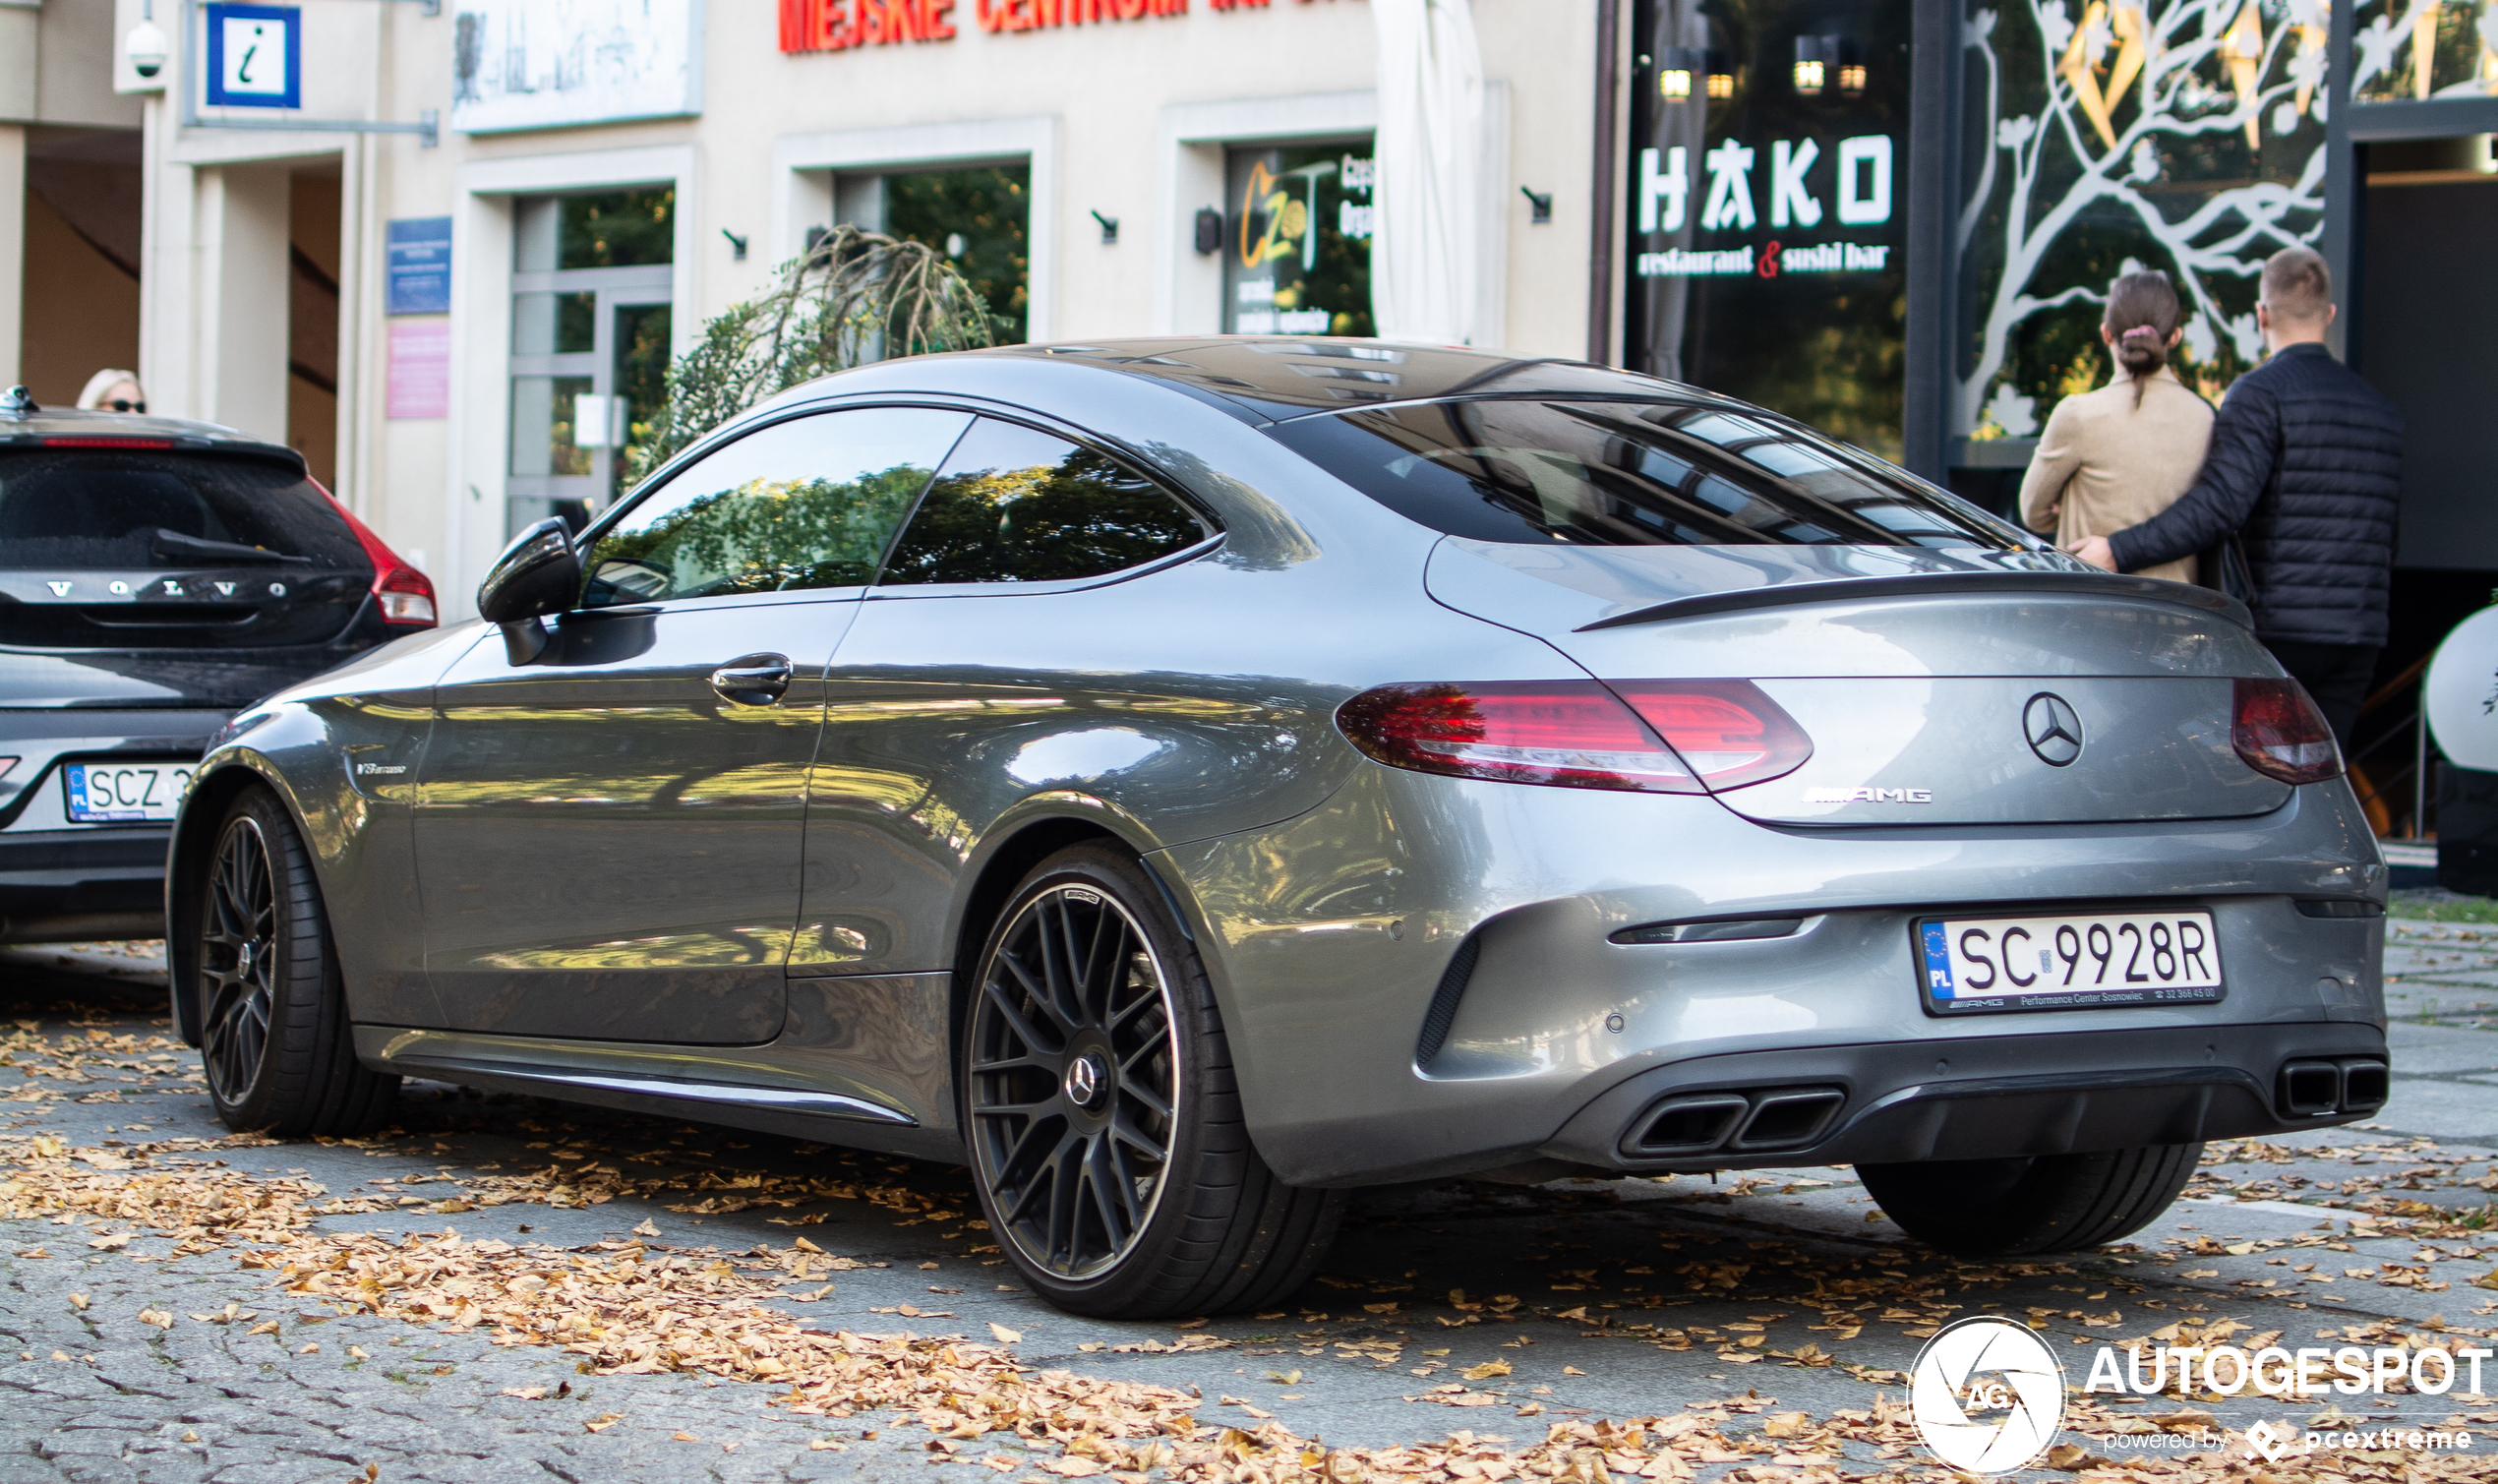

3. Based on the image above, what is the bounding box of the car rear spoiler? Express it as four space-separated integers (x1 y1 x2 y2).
1574 570 2253 632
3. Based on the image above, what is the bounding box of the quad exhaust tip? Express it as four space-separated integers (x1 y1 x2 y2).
2277 1056 2389 1119
1622 1085 1846 1158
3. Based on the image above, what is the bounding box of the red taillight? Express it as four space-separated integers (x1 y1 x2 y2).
1337 683 1708 793
1607 681 1814 791
318 486 437 627
41 436 174 448
1334 680 1814 795
2232 678 2340 785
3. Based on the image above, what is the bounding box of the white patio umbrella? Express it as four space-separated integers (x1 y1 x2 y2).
1370 0 1484 345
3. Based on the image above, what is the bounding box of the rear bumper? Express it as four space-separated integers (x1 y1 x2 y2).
0 827 171 941
1539 1021 2388 1173
1161 763 2387 1188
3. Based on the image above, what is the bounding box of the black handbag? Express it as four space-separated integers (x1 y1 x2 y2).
2202 535 2256 608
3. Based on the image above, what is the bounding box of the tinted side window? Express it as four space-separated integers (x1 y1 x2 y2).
1266 398 2026 550
580 407 972 607
878 419 1213 586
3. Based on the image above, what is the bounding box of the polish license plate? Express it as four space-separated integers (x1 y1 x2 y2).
63 761 196 823
1919 909 2223 1014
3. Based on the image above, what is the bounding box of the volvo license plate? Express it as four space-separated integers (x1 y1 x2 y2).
63 762 195 823
1919 909 2223 1014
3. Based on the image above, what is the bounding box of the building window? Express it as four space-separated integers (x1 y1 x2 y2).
1625 0 1910 461
1953 0 2327 450
1221 140 1376 337
2351 0 2496 103
832 164 1030 344
506 188 675 538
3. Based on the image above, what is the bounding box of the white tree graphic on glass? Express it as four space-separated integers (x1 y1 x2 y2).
1959 0 2331 441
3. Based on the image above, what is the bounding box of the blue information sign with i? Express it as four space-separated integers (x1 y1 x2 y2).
205 4 302 110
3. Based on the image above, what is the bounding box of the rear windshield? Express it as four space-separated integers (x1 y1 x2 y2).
0 450 368 571
1266 398 2028 550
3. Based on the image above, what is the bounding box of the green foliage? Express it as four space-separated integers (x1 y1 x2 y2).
885 166 1032 342
626 226 998 486
559 189 675 269
882 448 1205 585
585 464 934 604
2389 889 2498 922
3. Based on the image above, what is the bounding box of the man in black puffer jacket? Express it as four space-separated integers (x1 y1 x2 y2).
2070 247 2404 748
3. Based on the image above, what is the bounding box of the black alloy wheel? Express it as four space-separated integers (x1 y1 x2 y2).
193 787 397 1136
200 813 277 1102
970 880 1180 1280
962 844 1344 1317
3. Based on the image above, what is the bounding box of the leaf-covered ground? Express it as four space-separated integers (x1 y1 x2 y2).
1 932 2493 1483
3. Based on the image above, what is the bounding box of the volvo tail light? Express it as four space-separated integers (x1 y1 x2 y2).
1334 680 1813 795
1607 681 1814 791
320 487 438 627
1336 683 1708 793
2232 678 2340 785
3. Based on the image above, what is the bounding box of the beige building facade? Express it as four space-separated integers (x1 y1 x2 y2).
98 0 1605 619
3 0 147 414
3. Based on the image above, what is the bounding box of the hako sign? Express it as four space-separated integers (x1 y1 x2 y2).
1626 0 1912 459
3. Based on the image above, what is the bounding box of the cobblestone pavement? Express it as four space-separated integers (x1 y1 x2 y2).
0 923 2493 1483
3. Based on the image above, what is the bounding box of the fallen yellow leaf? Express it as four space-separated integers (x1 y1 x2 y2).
987 1323 1023 1344
1460 1359 1512 1381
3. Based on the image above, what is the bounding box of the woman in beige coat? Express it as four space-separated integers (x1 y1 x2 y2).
2019 270 2212 584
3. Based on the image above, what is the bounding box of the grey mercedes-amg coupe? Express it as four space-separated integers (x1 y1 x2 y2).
164 338 2388 1318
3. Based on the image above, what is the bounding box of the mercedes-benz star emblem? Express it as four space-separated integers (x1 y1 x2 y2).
1062 1052 1105 1108
2022 692 2084 767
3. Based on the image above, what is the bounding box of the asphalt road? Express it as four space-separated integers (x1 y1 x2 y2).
0 920 2493 1483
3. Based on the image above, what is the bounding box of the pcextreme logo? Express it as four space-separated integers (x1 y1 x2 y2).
1911 1317 2067 1474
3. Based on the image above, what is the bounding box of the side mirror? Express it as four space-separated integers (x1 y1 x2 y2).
476 518 581 665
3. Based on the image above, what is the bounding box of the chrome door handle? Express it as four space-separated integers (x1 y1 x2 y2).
709 653 794 706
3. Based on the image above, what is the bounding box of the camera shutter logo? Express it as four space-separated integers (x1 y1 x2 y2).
1911 1317 2067 1473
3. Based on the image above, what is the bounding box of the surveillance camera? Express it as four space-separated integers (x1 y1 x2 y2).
126 20 168 80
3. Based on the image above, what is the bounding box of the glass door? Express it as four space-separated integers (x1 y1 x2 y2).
506 189 675 538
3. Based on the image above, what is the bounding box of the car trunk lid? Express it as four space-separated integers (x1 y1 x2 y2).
1426 540 2290 825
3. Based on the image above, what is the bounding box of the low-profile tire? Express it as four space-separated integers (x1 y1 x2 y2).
194 785 398 1137
1857 1143 2202 1258
961 843 1343 1319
